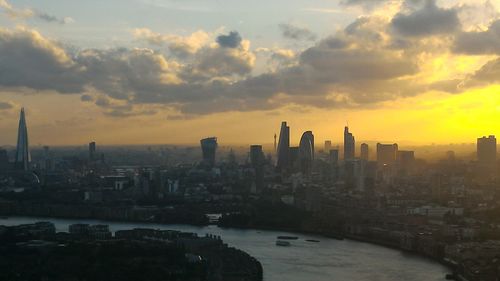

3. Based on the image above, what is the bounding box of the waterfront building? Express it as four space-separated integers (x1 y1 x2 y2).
360 143 369 161
276 121 290 171
15 108 31 171
200 137 218 167
344 127 355 160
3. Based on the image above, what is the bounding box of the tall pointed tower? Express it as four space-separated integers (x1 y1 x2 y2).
15 108 31 171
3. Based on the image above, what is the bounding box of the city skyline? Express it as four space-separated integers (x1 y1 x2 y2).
0 0 499 145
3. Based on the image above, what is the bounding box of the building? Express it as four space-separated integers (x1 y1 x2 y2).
329 149 339 165
343 126 355 160
397 150 415 173
477 135 497 172
377 143 398 166
249 145 265 193
276 121 290 170
250 145 264 167
299 131 315 174
0 148 8 170
89 141 96 161
15 108 31 171
200 137 218 167
360 143 369 161
324 140 332 153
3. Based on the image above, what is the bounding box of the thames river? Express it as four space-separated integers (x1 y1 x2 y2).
0 217 449 281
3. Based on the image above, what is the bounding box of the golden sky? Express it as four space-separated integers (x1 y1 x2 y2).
0 0 499 146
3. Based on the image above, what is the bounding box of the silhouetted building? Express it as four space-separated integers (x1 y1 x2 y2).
377 143 398 166
344 126 355 160
250 145 265 193
329 149 339 165
477 135 497 172
0 148 8 170
299 131 315 174
324 140 332 153
277 121 290 170
89 141 96 161
200 137 218 167
397 150 415 173
15 108 31 171
360 143 369 161
289 146 300 170
250 145 264 167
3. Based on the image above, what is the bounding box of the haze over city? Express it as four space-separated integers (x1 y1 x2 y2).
0 0 499 145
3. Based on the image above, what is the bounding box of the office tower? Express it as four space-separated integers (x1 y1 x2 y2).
344 126 355 160
200 137 218 167
377 143 398 166
477 135 497 172
397 150 415 173
250 145 265 193
324 140 332 153
250 145 264 166
329 149 339 165
15 108 31 171
360 143 369 161
276 121 290 170
289 146 300 170
299 131 315 173
89 142 96 161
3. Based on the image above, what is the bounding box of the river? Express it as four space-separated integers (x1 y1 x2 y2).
0 216 449 281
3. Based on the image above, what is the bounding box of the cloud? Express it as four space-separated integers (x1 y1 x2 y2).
0 101 14 110
133 28 212 58
216 31 242 48
0 18 482 118
279 23 317 41
469 58 500 84
391 0 461 37
0 27 85 93
0 0 72 24
453 20 500 55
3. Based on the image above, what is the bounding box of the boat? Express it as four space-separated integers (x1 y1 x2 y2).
277 236 298 240
305 239 320 243
276 240 291 246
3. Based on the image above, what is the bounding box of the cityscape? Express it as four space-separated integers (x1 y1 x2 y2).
1 0 500 281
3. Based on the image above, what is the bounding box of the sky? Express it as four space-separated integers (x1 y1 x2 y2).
0 0 499 147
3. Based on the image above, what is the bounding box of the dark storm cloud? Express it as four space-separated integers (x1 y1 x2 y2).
470 58 500 84
391 0 460 37
279 23 317 41
453 20 500 55
216 31 242 48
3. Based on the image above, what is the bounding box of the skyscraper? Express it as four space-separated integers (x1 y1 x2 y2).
377 143 398 166
343 126 355 160
15 108 31 171
250 145 264 167
200 137 218 167
89 141 96 161
250 145 265 193
299 131 315 173
276 121 290 170
324 140 332 153
477 135 497 172
360 143 369 161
